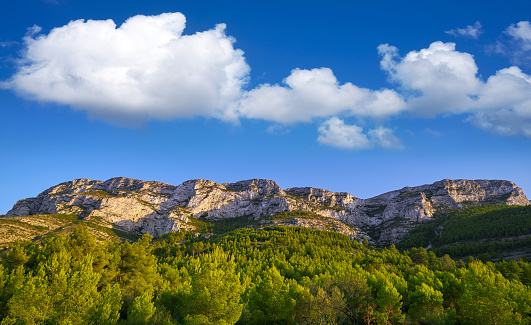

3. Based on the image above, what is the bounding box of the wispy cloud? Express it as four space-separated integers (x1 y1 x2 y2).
445 21 483 39
0 41 19 48
266 124 291 135
423 128 444 137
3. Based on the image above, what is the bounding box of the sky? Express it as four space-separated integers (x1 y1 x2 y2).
1 0 531 214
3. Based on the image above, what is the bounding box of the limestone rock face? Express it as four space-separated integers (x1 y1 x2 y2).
345 179 530 244
4 177 529 243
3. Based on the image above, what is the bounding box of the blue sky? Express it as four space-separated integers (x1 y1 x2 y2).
1 0 531 213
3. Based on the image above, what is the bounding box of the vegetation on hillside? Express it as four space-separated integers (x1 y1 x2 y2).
1 224 531 324
397 205 531 259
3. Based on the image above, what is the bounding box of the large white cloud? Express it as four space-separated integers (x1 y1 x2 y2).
236 67 406 123
317 117 403 150
379 41 481 116
379 41 531 137
5 13 250 124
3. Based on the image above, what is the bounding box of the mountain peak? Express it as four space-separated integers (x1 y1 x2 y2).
3 177 528 244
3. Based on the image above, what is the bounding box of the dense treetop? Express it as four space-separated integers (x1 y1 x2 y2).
0 224 531 324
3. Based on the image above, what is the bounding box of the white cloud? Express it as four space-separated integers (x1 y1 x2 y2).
501 21 531 67
6 13 407 127
368 126 404 150
445 21 483 39
468 66 531 137
379 41 531 137
5 13 531 143
467 110 531 137
317 117 370 149
5 13 250 125
379 41 481 116
317 117 403 150
505 21 531 51
236 67 406 123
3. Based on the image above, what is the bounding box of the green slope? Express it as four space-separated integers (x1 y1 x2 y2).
0 213 138 248
397 205 531 260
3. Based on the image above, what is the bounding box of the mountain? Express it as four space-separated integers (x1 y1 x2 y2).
2 177 529 248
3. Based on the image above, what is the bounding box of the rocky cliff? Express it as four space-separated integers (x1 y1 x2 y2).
4 177 529 244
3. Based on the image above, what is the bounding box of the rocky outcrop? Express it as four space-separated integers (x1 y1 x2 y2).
342 179 530 244
260 216 369 242
4 177 529 244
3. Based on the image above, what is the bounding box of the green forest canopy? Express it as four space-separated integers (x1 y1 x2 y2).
1 224 531 324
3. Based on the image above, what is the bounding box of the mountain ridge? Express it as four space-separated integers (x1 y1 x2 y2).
3 177 529 245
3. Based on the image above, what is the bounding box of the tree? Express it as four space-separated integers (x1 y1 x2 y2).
3 251 122 324
183 247 244 324
247 266 298 324
375 280 404 324
294 275 345 325
335 273 373 324
119 233 160 301
459 261 522 324
408 283 444 321
1 241 29 270
127 290 156 324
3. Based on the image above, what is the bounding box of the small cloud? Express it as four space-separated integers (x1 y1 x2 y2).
368 126 404 150
486 40 507 55
445 21 483 39
25 25 42 38
423 128 444 137
492 21 531 67
505 21 531 51
317 117 370 149
317 117 403 150
266 124 290 135
0 41 19 48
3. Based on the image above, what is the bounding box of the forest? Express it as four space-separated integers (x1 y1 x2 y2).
0 224 530 324
397 204 531 259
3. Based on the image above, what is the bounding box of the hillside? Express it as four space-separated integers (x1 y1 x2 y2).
2 177 531 323
0 213 138 249
2 177 529 251
397 204 531 260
